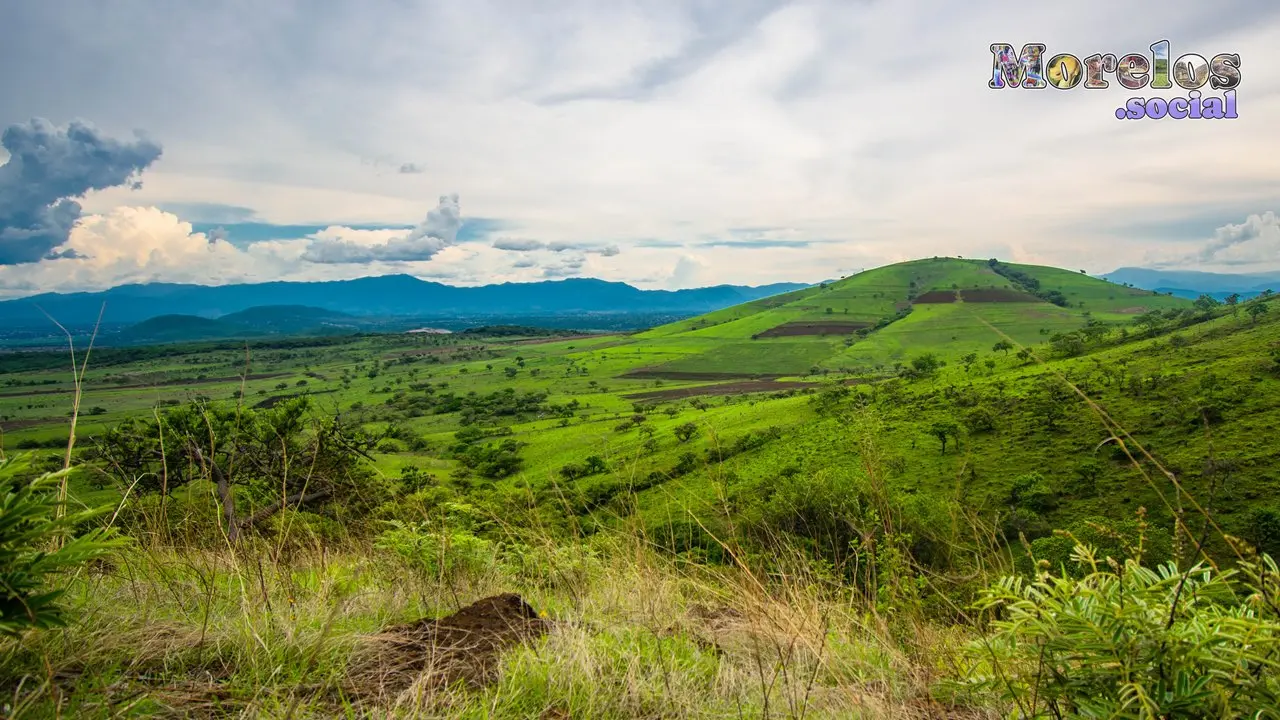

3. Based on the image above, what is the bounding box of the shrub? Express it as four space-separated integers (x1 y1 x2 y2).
0 464 122 636
1246 506 1280 557
1008 472 1057 512
957 545 1280 718
374 519 494 579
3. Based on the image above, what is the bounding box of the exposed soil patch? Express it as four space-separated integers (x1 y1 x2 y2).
755 321 870 338
497 333 622 346
913 290 958 303
0 416 64 432
353 594 549 696
621 370 785 381
0 372 291 398
251 390 335 409
626 380 817 401
959 288 1041 302
1116 306 1150 314
625 376 871 401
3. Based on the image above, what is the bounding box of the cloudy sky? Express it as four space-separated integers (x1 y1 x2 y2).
1 0 1277 298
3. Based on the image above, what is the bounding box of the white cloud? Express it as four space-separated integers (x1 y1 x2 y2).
299 194 461 263
2 0 1279 293
1199 212 1280 267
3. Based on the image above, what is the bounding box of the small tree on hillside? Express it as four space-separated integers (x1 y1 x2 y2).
992 340 1013 355
1248 302 1269 324
674 422 700 443
961 352 978 372
1193 294 1220 315
929 420 960 455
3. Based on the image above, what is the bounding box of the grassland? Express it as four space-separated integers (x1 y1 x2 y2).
3 258 1278 717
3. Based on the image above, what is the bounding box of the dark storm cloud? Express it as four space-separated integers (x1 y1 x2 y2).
0 118 162 264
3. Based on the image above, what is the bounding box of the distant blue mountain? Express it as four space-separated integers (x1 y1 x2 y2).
0 275 810 328
1103 268 1280 298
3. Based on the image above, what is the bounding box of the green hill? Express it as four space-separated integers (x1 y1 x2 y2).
217 305 365 333
2 256 1277 718
623 258 1189 376
116 314 245 344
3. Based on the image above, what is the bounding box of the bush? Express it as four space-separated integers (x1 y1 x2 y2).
1007 472 1057 512
374 519 494 579
956 545 1280 718
0 463 122 636
1246 506 1280 557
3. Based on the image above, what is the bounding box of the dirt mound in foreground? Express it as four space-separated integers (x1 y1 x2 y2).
353 593 549 696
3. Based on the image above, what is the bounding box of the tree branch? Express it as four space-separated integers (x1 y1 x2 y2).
238 489 331 530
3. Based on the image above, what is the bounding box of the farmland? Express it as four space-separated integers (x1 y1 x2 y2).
4 257 1280 717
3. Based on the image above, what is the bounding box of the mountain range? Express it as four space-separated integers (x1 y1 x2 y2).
1101 267 1280 300
0 275 809 329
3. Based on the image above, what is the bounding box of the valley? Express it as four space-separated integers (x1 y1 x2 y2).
3 257 1279 717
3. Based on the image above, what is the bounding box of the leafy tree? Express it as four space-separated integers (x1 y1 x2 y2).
961 352 978 372
1015 347 1034 364
909 353 941 376
964 406 996 434
1248 302 1269 324
89 398 388 541
1246 506 1280 557
992 340 1013 355
673 422 700 443
583 455 608 475
1193 294 1220 314
928 420 960 454
1007 472 1057 512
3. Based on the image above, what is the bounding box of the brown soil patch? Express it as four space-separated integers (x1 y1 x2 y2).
353 594 549 696
755 321 870 338
621 370 784 381
959 288 1041 302
251 390 334 409
0 372 290 399
0 417 63 432
1115 306 1149 314
498 333 621 346
913 290 957 303
625 380 816 401
625 377 871 401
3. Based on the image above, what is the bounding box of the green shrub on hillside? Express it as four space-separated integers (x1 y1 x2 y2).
959 545 1280 718
0 463 122 637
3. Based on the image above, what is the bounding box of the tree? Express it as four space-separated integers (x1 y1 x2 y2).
992 340 1013 355
910 353 941 375
90 398 388 542
583 455 608 475
674 422 700 443
961 352 978 372
1247 302 1269 324
1226 293 1241 315
928 420 960 455
1016 347 1034 364
1193 294 1220 314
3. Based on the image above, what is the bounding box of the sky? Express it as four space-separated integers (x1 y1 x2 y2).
0 0 1278 298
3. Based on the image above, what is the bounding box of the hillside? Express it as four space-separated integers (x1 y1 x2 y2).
627 258 1188 376
2 256 1277 718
